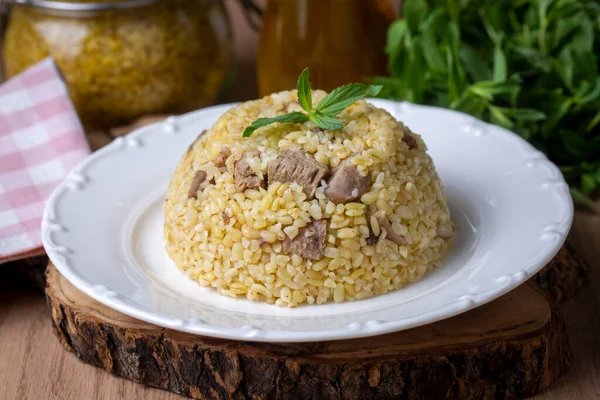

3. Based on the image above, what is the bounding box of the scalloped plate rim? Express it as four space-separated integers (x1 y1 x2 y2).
42 99 573 342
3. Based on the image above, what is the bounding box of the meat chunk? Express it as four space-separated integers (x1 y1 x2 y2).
325 164 371 204
368 205 407 246
282 220 327 260
214 146 231 169
222 211 231 224
402 131 418 150
234 154 265 193
376 212 407 245
188 170 207 199
366 231 379 246
187 129 207 153
267 148 328 199
437 222 455 239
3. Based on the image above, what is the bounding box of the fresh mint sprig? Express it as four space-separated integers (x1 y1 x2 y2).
243 68 382 137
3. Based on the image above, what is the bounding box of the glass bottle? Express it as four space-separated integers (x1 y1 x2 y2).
256 0 397 96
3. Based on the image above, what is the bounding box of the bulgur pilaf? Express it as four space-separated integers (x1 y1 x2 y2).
164 90 454 307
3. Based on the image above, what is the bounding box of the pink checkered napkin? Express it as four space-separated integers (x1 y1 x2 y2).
0 58 90 264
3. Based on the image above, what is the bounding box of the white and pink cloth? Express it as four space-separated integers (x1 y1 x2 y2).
0 58 90 263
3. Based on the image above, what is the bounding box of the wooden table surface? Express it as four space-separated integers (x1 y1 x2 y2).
0 212 598 400
1 1 599 398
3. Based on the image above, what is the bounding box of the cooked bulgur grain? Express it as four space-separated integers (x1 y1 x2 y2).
164 90 453 307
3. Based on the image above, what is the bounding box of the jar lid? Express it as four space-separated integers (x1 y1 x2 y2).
5 0 164 11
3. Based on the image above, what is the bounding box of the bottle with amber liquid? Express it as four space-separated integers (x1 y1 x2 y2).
256 0 397 96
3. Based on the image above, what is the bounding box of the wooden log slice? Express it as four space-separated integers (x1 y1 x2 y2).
46 264 571 400
532 243 589 303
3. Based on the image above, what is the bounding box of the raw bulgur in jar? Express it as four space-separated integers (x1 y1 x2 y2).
2 0 232 129
164 90 455 307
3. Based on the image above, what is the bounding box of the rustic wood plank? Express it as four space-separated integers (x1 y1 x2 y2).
45 264 570 400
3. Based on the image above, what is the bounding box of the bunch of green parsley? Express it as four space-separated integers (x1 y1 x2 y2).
373 0 600 204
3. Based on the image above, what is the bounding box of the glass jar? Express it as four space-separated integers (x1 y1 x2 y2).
256 0 397 96
2 0 233 130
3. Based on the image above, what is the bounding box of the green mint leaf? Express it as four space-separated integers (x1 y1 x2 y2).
561 130 590 158
419 7 446 32
489 106 514 129
452 92 487 117
459 45 492 82
385 20 408 56
578 78 600 105
368 76 403 100
243 67 383 136
310 112 344 131
385 20 408 73
502 108 546 121
569 12 594 55
492 46 507 82
587 111 600 132
581 173 597 195
446 47 460 102
297 68 312 113
409 46 428 103
403 0 429 33
481 11 502 46
242 112 308 137
552 18 579 51
468 81 519 100
513 47 551 73
445 20 461 54
315 84 382 116
556 48 575 90
570 187 597 211
421 29 446 72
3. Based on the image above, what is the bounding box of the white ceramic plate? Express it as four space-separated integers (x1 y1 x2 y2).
42 100 573 342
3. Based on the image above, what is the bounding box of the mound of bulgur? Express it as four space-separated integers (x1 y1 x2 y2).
164 90 453 307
